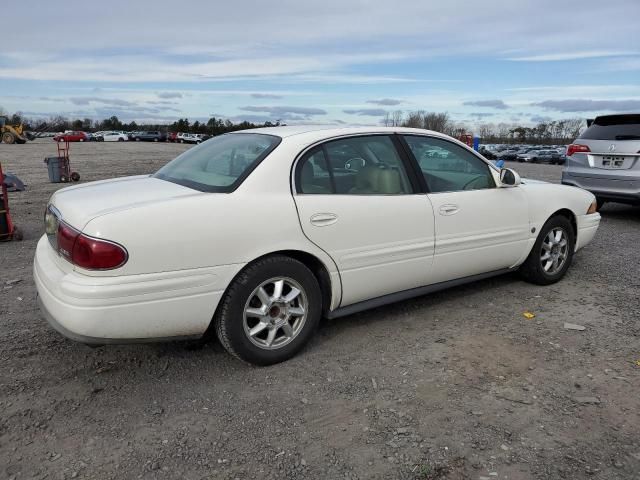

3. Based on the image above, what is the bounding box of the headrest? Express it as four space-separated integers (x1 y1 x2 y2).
354 165 380 190
377 169 402 194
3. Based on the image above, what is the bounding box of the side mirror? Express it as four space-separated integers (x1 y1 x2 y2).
499 168 521 187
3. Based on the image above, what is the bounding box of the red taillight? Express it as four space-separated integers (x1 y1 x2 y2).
55 222 127 270
72 234 127 270
57 223 79 261
566 144 591 156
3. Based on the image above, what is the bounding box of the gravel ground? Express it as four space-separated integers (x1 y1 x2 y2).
1 139 639 480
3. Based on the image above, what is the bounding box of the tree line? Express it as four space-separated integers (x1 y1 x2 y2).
3 106 585 144
384 110 585 144
1 110 279 136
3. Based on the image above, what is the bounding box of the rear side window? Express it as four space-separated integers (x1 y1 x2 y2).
154 133 280 192
296 135 414 195
298 148 333 194
581 115 640 140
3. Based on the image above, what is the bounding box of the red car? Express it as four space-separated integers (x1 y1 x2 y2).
53 131 89 142
167 132 178 143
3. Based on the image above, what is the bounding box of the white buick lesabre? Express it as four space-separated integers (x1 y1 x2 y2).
34 126 600 364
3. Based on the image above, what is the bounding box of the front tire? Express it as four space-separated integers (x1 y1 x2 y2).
214 255 322 365
519 215 575 285
1 132 15 144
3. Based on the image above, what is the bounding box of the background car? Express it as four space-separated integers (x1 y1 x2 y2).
35 126 600 366
516 149 562 164
478 145 497 160
101 131 128 142
181 133 203 144
562 113 640 209
130 131 167 142
53 131 88 142
497 149 519 161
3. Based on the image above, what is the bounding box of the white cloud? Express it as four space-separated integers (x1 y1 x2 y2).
507 50 637 62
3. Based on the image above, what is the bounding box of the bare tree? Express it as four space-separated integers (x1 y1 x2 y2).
478 123 495 141
390 110 404 127
565 118 584 141
422 112 450 132
403 110 424 128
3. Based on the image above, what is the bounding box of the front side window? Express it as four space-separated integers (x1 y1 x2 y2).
403 136 495 193
154 133 280 192
296 135 413 195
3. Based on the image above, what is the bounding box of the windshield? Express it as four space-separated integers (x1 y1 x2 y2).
154 133 281 192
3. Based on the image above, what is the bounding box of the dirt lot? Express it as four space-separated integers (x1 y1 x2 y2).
1 139 639 480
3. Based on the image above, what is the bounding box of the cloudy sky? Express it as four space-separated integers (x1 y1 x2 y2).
2 0 639 126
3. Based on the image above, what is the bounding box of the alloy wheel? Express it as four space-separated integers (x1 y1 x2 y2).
540 227 569 274
243 277 307 350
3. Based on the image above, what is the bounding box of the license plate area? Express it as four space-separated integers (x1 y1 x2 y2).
599 155 631 169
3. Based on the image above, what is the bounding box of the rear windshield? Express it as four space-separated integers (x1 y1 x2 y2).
580 115 640 140
154 133 281 192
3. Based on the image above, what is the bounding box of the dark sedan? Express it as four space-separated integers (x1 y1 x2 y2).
130 131 167 142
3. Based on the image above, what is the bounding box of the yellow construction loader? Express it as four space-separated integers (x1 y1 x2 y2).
0 116 34 144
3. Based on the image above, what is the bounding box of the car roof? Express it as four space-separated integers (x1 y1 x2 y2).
234 125 456 145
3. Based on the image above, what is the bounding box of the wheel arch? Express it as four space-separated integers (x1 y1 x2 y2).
549 208 577 236
271 250 334 317
206 249 338 338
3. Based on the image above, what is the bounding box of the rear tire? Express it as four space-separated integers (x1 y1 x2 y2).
2 132 15 144
519 215 575 285
214 255 322 365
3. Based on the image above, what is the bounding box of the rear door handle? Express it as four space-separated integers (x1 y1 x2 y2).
439 204 460 216
310 213 338 226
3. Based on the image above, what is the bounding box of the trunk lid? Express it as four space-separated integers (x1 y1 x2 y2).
50 175 202 229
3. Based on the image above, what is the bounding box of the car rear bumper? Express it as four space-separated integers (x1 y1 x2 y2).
34 236 239 344
562 171 640 204
575 213 600 252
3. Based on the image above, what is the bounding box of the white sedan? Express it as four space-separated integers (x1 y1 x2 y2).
34 126 600 365
101 131 128 142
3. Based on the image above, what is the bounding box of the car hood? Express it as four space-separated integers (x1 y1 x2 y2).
520 178 548 184
50 175 203 229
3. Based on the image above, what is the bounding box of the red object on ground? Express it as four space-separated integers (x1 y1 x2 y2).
0 162 22 241
458 134 473 147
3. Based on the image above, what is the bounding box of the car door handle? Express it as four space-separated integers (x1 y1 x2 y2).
439 204 460 216
310 213 338 227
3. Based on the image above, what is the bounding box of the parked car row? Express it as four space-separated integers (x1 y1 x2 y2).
167 132 211 144
52 130 210 143
479 144 567 164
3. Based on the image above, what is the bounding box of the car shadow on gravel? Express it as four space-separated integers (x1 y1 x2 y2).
599 203 640 222
315 273 521 341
